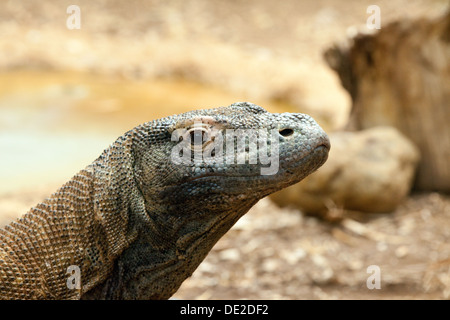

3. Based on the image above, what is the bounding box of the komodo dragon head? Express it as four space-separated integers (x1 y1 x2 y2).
85 101 330 299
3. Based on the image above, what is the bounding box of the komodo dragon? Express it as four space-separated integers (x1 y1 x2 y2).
0 102 330 299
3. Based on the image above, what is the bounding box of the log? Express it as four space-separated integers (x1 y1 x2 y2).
324 11 450 192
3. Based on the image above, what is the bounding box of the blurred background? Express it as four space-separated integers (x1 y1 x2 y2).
0 0 449 299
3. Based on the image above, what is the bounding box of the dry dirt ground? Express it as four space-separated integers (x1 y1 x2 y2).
0 0 449 300
174 194 450 300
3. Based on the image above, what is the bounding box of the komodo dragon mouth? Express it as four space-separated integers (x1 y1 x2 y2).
183 142 330 184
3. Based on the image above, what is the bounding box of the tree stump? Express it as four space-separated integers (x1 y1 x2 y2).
324 11 450 192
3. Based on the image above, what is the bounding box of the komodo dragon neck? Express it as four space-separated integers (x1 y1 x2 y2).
0 102 330 299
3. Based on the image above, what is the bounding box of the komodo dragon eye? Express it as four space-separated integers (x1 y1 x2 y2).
188 128 209 147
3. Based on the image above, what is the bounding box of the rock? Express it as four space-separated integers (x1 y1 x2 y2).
270 126 420 214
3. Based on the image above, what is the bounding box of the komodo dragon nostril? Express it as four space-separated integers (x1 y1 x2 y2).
279 128 294 137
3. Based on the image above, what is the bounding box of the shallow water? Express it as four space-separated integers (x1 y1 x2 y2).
0 70 294 193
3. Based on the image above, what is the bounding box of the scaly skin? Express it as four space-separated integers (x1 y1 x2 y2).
0 102 330 299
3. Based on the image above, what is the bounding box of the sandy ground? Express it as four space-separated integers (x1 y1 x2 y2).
0 0 449 299
174 194 450 299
